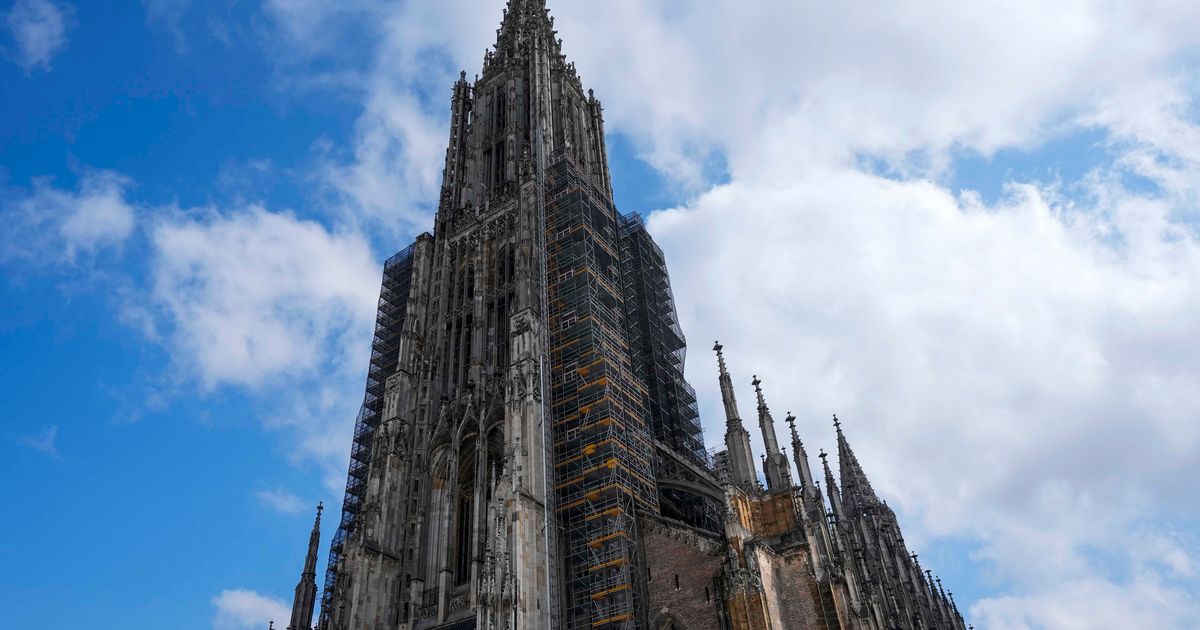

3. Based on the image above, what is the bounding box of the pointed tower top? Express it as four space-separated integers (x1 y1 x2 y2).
713 341 728 374
713 340 758 490
835 416 881 513
493 0 559 59
786 411 802 447
821 448 844 520
301 502 323 578
751 374 784 467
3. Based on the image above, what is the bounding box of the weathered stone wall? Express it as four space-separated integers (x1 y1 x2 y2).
640 517 726 630
753 546 827 630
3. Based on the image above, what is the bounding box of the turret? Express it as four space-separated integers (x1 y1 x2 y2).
752 375 793 492
714 342 759 491
288 503 322 630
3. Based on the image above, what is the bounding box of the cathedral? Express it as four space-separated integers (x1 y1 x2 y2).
277 2 969 629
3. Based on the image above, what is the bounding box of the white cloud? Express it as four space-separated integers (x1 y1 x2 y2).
1 171 136 265
5 0 72 73
145 206 378 389
971 577 1200 630
19 425 59 457
135 206 378 486
212 589 288 630
255 488 306 514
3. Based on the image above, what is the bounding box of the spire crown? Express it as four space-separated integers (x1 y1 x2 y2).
713 341 728 376
752 375 769 412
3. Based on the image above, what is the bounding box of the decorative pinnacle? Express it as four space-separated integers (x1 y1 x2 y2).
818 449 828 462
713 341 729 376
833 413 841 431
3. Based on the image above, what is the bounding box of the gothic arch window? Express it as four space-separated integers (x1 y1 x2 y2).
454 434 479 585
424 445 453 585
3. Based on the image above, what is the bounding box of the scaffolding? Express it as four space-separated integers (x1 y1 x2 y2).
618 212 723 533
617 212 707 468
545 149 659 629
318 241 420 625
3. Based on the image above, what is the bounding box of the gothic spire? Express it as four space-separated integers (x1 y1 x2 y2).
287 502 322 630
835 415 881 513
752 376 782 457
752 375 793 491
820 449 844 521
714 342 758 491
787 412 816 492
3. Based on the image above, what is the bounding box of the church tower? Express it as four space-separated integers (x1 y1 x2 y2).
318 2 655 628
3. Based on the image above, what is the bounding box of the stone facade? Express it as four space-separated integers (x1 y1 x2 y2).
277 2 970 629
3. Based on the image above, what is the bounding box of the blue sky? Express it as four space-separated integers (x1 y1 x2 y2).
3 1 1200 629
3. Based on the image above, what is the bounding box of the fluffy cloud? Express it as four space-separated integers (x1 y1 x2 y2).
5 0 72 73
651 158 1200 627
137 206 380 488
0 171 136 265
145 207 378 389
972 576 1200 629
211 589 289 630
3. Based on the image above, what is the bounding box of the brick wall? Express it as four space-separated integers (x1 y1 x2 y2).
760 549 828 630
640 517 726 629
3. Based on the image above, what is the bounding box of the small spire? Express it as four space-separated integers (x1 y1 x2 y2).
820 449 844 520
786 411 815 491
269 621 274 630
714 341 758 490
750 374 790 490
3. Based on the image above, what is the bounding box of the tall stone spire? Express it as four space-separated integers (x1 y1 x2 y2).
786 412 816 492
835 415 881 513
287 502 322 630
820 449 844 521
714 342 758 490
752 375 793 491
